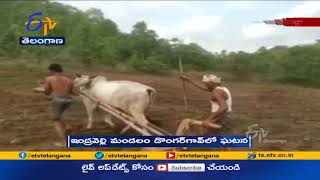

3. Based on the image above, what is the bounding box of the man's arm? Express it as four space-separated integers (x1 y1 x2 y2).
180 75 211 92
205 89 228 122
44 78 52 96
70 82 79 96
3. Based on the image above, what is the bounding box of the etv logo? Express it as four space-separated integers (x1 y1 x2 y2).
25 12 58 36
20 12 65 46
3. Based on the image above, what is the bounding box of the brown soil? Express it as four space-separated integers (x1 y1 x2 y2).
0 69 320 151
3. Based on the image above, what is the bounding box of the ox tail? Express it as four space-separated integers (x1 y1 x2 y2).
146 88 156 110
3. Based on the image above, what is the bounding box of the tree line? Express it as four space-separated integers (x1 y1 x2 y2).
1 1 320 87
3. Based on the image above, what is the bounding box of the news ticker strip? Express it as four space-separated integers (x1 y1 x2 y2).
1 152 320 160
262 18 320 27
67 136 251 148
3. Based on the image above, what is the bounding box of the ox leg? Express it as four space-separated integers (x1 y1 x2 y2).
104 114 115 127
129 109 150 133
129 109 149 126
83 98 97 129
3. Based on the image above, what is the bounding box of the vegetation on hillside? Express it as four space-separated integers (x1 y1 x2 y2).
1 1 320 86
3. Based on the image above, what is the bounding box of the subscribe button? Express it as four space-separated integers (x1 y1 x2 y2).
157 163 205 172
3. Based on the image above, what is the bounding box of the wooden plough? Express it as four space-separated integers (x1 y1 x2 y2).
78 91 172 136
33 86 222 136
79 92 222 136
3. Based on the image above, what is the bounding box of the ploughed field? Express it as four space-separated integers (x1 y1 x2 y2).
0 69 320 151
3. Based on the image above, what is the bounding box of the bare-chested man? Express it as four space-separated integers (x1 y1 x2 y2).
180 74 233 135
44 64 74 147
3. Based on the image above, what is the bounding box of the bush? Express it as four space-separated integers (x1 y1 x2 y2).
129 55 169 74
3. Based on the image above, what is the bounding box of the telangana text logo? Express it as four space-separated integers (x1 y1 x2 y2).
20 12 65 46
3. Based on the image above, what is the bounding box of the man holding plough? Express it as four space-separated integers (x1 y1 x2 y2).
177 74 233 137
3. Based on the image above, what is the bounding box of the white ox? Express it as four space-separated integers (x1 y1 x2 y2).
73 75 156 130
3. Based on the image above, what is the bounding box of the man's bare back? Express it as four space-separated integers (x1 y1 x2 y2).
45 75 73 97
